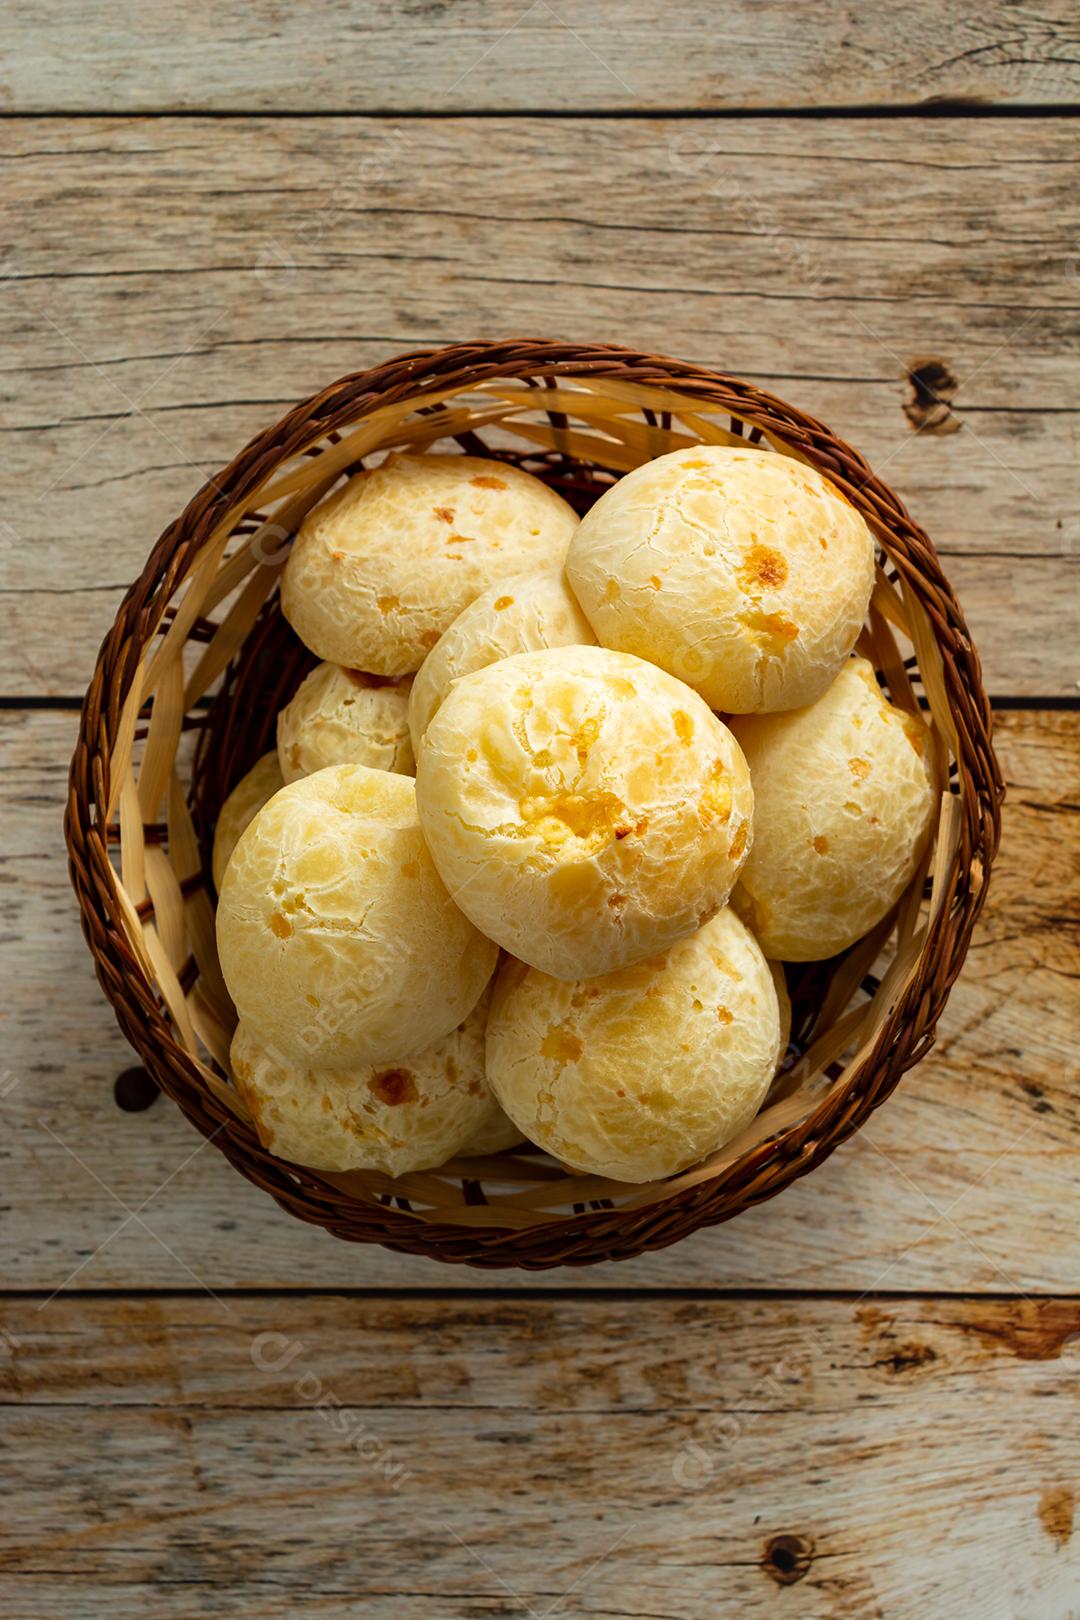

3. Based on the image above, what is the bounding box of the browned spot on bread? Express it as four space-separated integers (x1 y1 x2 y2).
305 993 320 1008
673 709 694 746
648 574 662 590
493 595 514 611
716 1005 733 1025
242 1087 270 1137
269 911 293 939
447 533 475 545
419 629 440 649
540 1026 584 1064
766 614 798 641
433 505 455 523
710 949 744 980
522 789 627 849
377 595 399 614
738 544 789 592
699 762 733 827
614 817 649 841
400 860 420 879
849 757 871 780
568 714 601 767
369 1068 418 1106
812 835 829 854
471 474 507 489
742 609 800 645
728 821 748 862
604 577 620 601
1039 1485 1075 1547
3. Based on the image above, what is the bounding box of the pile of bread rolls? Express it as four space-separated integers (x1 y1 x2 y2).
214 446 938 1185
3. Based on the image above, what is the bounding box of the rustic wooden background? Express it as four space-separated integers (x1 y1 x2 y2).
2 5 1078 1615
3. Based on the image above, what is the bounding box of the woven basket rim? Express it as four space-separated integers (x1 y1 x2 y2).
65 338 1004 1269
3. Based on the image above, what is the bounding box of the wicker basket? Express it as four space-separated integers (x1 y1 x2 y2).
66 339 1003 1269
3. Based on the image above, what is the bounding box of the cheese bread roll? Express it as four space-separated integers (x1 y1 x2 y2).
731 658 938 959
408 568 594 755
216 764 497 1066
486 910 780 1183
282 454 578 674
277 662 414 783
566 445 875 713
415 644 753 979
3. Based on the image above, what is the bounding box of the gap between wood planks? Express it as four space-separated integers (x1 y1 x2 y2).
3 103 1080 120
0 1285 1077 1302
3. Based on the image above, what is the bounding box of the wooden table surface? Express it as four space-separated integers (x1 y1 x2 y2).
2 7 1078 1616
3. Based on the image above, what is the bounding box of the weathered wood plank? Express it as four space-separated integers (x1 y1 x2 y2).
3 707 1076 1291
3 1 1079 112
1 117 1076 694
1 1294 1077 1617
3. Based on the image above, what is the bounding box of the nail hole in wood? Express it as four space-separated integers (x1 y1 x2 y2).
114 1067 160 1112
762 1532 814 1585
903 356 962 435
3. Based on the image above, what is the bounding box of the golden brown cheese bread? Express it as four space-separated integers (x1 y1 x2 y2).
231 985 510 1174
730 657 938 960
485 909 781 1183
566 445 875 713
216 764 497 1067
415 644 753 980
408 568 595 756
770 961 792 1061
277 662 414 783
211 752 284 892
282 454 579 675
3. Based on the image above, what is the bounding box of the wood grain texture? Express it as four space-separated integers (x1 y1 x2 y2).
1 1293 1077 1618
1 116 1076 695
4 707 1076 1292
4 11 1076 1609
3 1 1079 112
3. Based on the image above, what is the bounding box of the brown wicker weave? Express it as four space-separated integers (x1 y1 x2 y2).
65 339 1003 1269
